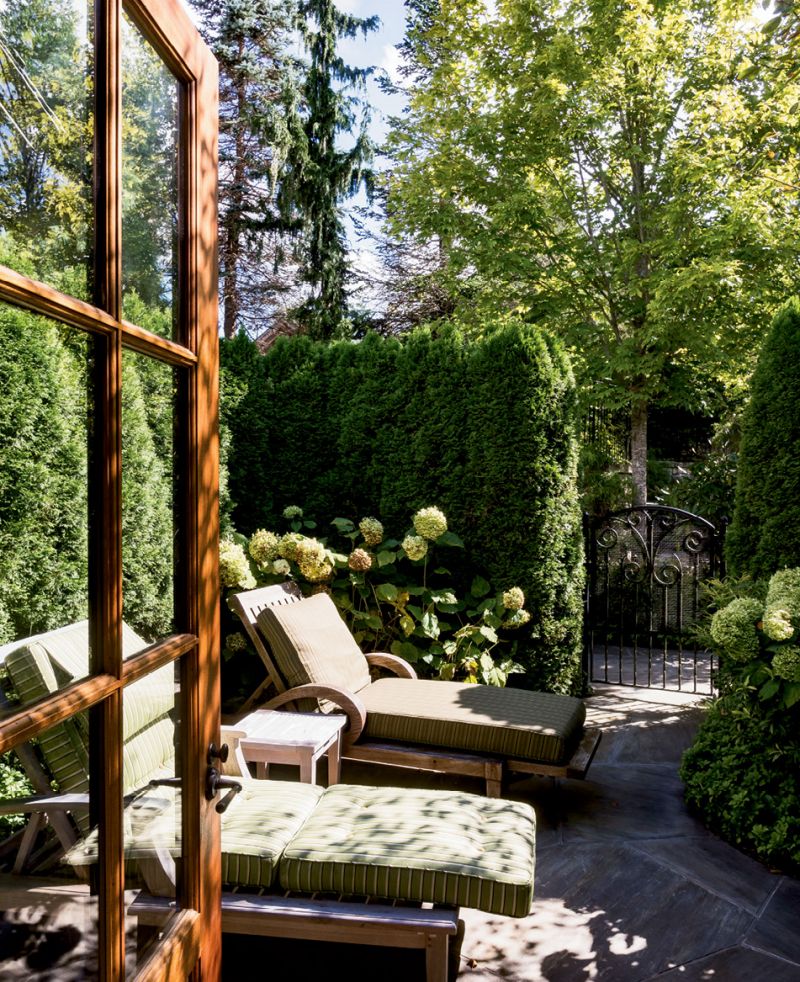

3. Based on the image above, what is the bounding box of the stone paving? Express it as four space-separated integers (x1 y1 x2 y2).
222 684 800 981
455 685 800 981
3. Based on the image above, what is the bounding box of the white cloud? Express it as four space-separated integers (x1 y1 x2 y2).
380 43 403 86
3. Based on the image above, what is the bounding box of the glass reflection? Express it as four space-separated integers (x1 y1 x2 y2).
0 301 91 694
121 350 177 644
0 0 92 298
123 666 181 974
0 720 98 979
121 10 179 338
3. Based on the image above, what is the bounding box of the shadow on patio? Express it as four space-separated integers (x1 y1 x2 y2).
228 684 800 981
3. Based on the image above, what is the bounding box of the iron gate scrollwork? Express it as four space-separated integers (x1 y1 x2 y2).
584 505 724 693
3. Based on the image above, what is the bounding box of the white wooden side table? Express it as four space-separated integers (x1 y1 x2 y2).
234 710 347 785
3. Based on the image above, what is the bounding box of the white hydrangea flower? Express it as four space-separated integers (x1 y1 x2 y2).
412 506 448 541
402 534 428 561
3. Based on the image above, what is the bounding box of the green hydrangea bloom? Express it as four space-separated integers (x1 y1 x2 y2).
402 534 428 561
772 646 800 682
502 587 525 611
412 506 448 541
762 608 794 642
295 538 333 582
226 632 248 653
249 529 281 567
278 532 304 562
348 548 372 572
219 540 256 589
762 568 800 641
283 505 303 520
272 558 291 576
710 597 764 662
300 558 334 583
359 517 384 547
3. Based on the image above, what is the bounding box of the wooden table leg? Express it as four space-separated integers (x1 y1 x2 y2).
299 750 316 784
485 761 503 798
327 734 341 784
425 932 450 982
256 761 269 780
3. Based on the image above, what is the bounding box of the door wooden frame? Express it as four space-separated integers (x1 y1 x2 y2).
0 0 219 977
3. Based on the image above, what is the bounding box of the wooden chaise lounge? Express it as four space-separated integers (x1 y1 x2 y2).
0 621 537 981
231 584 602 797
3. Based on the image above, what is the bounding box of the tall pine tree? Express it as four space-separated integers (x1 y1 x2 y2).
285 0 377 341
192 0 302 338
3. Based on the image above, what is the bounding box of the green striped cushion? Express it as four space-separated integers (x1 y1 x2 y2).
360 678 585 765
256 594 371 699
4 621 175 811
221 780 324 888
280 785 536 917
68 779 324 892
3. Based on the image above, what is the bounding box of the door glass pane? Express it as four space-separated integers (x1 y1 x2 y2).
121 350 177 646
123 666 182 974
0 302 93 686
121 10 179 339
0 719 99 979
0 0 93 299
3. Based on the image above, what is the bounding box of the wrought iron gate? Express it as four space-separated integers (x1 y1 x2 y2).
584 506 724 693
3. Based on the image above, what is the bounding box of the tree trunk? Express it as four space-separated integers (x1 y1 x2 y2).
630 401 648 506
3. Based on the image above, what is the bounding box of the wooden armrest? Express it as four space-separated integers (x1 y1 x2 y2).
366 652 418 679
263 684 367 747
0 792 90 816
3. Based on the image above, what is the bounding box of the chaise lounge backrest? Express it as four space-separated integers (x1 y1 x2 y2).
256 592 372 704
1 620 176 830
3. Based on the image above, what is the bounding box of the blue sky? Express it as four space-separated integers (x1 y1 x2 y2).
336 0 408 147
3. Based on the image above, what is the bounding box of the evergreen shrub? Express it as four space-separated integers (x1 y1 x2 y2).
680 573 800 873
221 321 584 693
726 298 800 577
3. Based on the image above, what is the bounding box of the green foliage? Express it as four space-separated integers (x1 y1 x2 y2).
681 681 800 874
681 570 800 873
120 353 175 640
192 0 302 338
386 0 800 503
0 752 34 839
0 0 92 295
281 0 378 339
233 506 526 686
221 321 584 693
726 299 800 578
0 271 176 645
0 302 89 639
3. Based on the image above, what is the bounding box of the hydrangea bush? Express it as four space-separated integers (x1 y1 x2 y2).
708 569 800 705
224 505 527 686
681 569 800 873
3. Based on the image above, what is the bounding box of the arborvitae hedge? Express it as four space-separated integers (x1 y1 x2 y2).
221 321 584 693
726 299 800 578
0 298 178 644
0 306 88 641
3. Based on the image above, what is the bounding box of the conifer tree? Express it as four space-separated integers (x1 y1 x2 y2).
192 0 302 338
285 0 378 340
726 299 800 578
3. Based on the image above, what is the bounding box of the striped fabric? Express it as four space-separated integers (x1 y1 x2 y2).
280 785 536 918
256 593 371 702
3 621 174 822
221 780 323 888
360 678 586 764
68 779 324 892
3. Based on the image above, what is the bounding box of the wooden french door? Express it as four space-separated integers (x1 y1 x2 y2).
0 0 220 978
